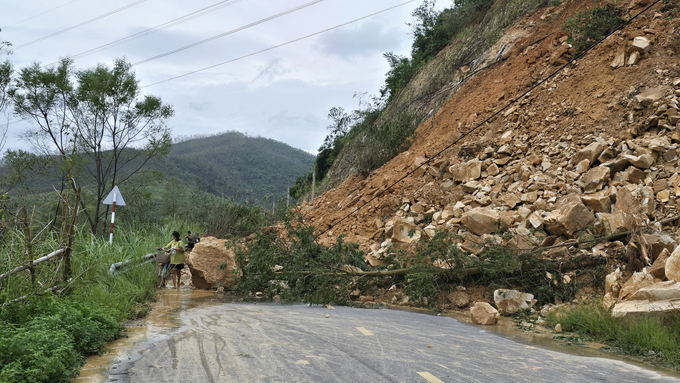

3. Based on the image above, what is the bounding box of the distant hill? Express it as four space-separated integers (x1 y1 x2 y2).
1 131 315 207
152 131 315 204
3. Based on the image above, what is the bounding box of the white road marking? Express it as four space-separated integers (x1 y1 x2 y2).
417 371 444 383
356 327 374 336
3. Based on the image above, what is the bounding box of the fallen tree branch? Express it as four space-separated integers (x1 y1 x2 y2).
0 248 67 281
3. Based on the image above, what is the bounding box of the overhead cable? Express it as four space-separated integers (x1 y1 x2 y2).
67 0 245 62
312 0 665 241
140 0 418 87
6 0 80 28
13 0 149 50
132 0 325 66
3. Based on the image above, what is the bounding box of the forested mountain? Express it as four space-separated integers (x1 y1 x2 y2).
152 131 315 204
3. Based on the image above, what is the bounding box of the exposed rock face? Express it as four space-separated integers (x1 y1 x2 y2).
544 195 595 237
493 289 534 315
470 302 500 325
187 237 237 290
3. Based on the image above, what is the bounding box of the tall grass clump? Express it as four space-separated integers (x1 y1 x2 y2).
0 222 168 382
547 303 680 367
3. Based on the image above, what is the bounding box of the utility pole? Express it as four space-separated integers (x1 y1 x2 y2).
311 170 316 201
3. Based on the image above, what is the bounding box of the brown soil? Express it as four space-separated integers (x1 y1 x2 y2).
300 0 680 253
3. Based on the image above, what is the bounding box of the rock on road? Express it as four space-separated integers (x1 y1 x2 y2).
107 299 680 383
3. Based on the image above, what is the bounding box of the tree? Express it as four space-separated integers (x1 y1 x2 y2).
12 58 174 234
0 29 13 152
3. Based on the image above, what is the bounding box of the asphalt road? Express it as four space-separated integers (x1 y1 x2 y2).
106 297 680 383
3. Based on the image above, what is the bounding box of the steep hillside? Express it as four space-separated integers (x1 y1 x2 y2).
150 132 315 203
301 0 680 294
323 0 549 185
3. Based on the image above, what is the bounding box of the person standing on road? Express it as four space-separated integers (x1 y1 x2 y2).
157 231 185 289
185 230 197 253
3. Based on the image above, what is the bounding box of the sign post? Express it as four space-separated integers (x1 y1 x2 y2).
103 186 126 244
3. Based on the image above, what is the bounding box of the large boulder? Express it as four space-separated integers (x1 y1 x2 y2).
449 159 482 183
615 184 656 217
618 269 656 302
470 302 500 325
187 236 238 290
612 281 680 318
385 218 421 248
544 194 595 237
493 289 534 315
461 207 501 236
666 246 680 283
581 166 610 194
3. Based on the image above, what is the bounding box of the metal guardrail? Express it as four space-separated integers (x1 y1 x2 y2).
109 252 157 276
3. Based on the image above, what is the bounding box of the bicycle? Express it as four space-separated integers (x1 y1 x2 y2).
155 249 172 288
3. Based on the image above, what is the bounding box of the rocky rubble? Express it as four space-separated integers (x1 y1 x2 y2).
364 78 680 267
297 3 680 320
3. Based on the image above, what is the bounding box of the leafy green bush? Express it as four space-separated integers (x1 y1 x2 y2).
0 296 122 382
0 323 80 383
562 3 627 53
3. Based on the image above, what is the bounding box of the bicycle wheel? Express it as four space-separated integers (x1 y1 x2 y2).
156 264 168 288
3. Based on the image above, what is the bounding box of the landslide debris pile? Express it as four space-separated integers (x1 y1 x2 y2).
294 0 680 316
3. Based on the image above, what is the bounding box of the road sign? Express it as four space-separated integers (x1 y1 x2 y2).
103 186 125 244
103 186 126 206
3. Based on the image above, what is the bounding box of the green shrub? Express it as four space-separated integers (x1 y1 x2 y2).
0 323 81 383
562 3 627 53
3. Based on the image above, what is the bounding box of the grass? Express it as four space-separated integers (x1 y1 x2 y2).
546 302 680 368
0 221 179 382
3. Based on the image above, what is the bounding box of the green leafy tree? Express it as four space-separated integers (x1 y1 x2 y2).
11 58 174 235
0 30 13 151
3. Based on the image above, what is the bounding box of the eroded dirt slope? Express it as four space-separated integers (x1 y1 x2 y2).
300 0 680 283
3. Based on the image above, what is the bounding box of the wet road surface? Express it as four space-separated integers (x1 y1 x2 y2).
97 289 680 383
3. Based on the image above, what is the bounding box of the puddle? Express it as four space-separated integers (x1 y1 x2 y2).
72 287 224 383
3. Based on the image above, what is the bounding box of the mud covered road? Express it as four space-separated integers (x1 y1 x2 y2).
94 289 680 383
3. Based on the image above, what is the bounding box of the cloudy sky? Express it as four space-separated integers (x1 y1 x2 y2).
1 0 450 155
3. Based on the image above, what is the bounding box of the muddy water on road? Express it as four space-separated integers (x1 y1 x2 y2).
72 288 226 383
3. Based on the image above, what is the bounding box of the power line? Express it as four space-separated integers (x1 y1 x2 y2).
67 0 245 62
140 0 418 88
6 0 80 28
13 0 149 50
132 0 325 66
311 0 665 241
